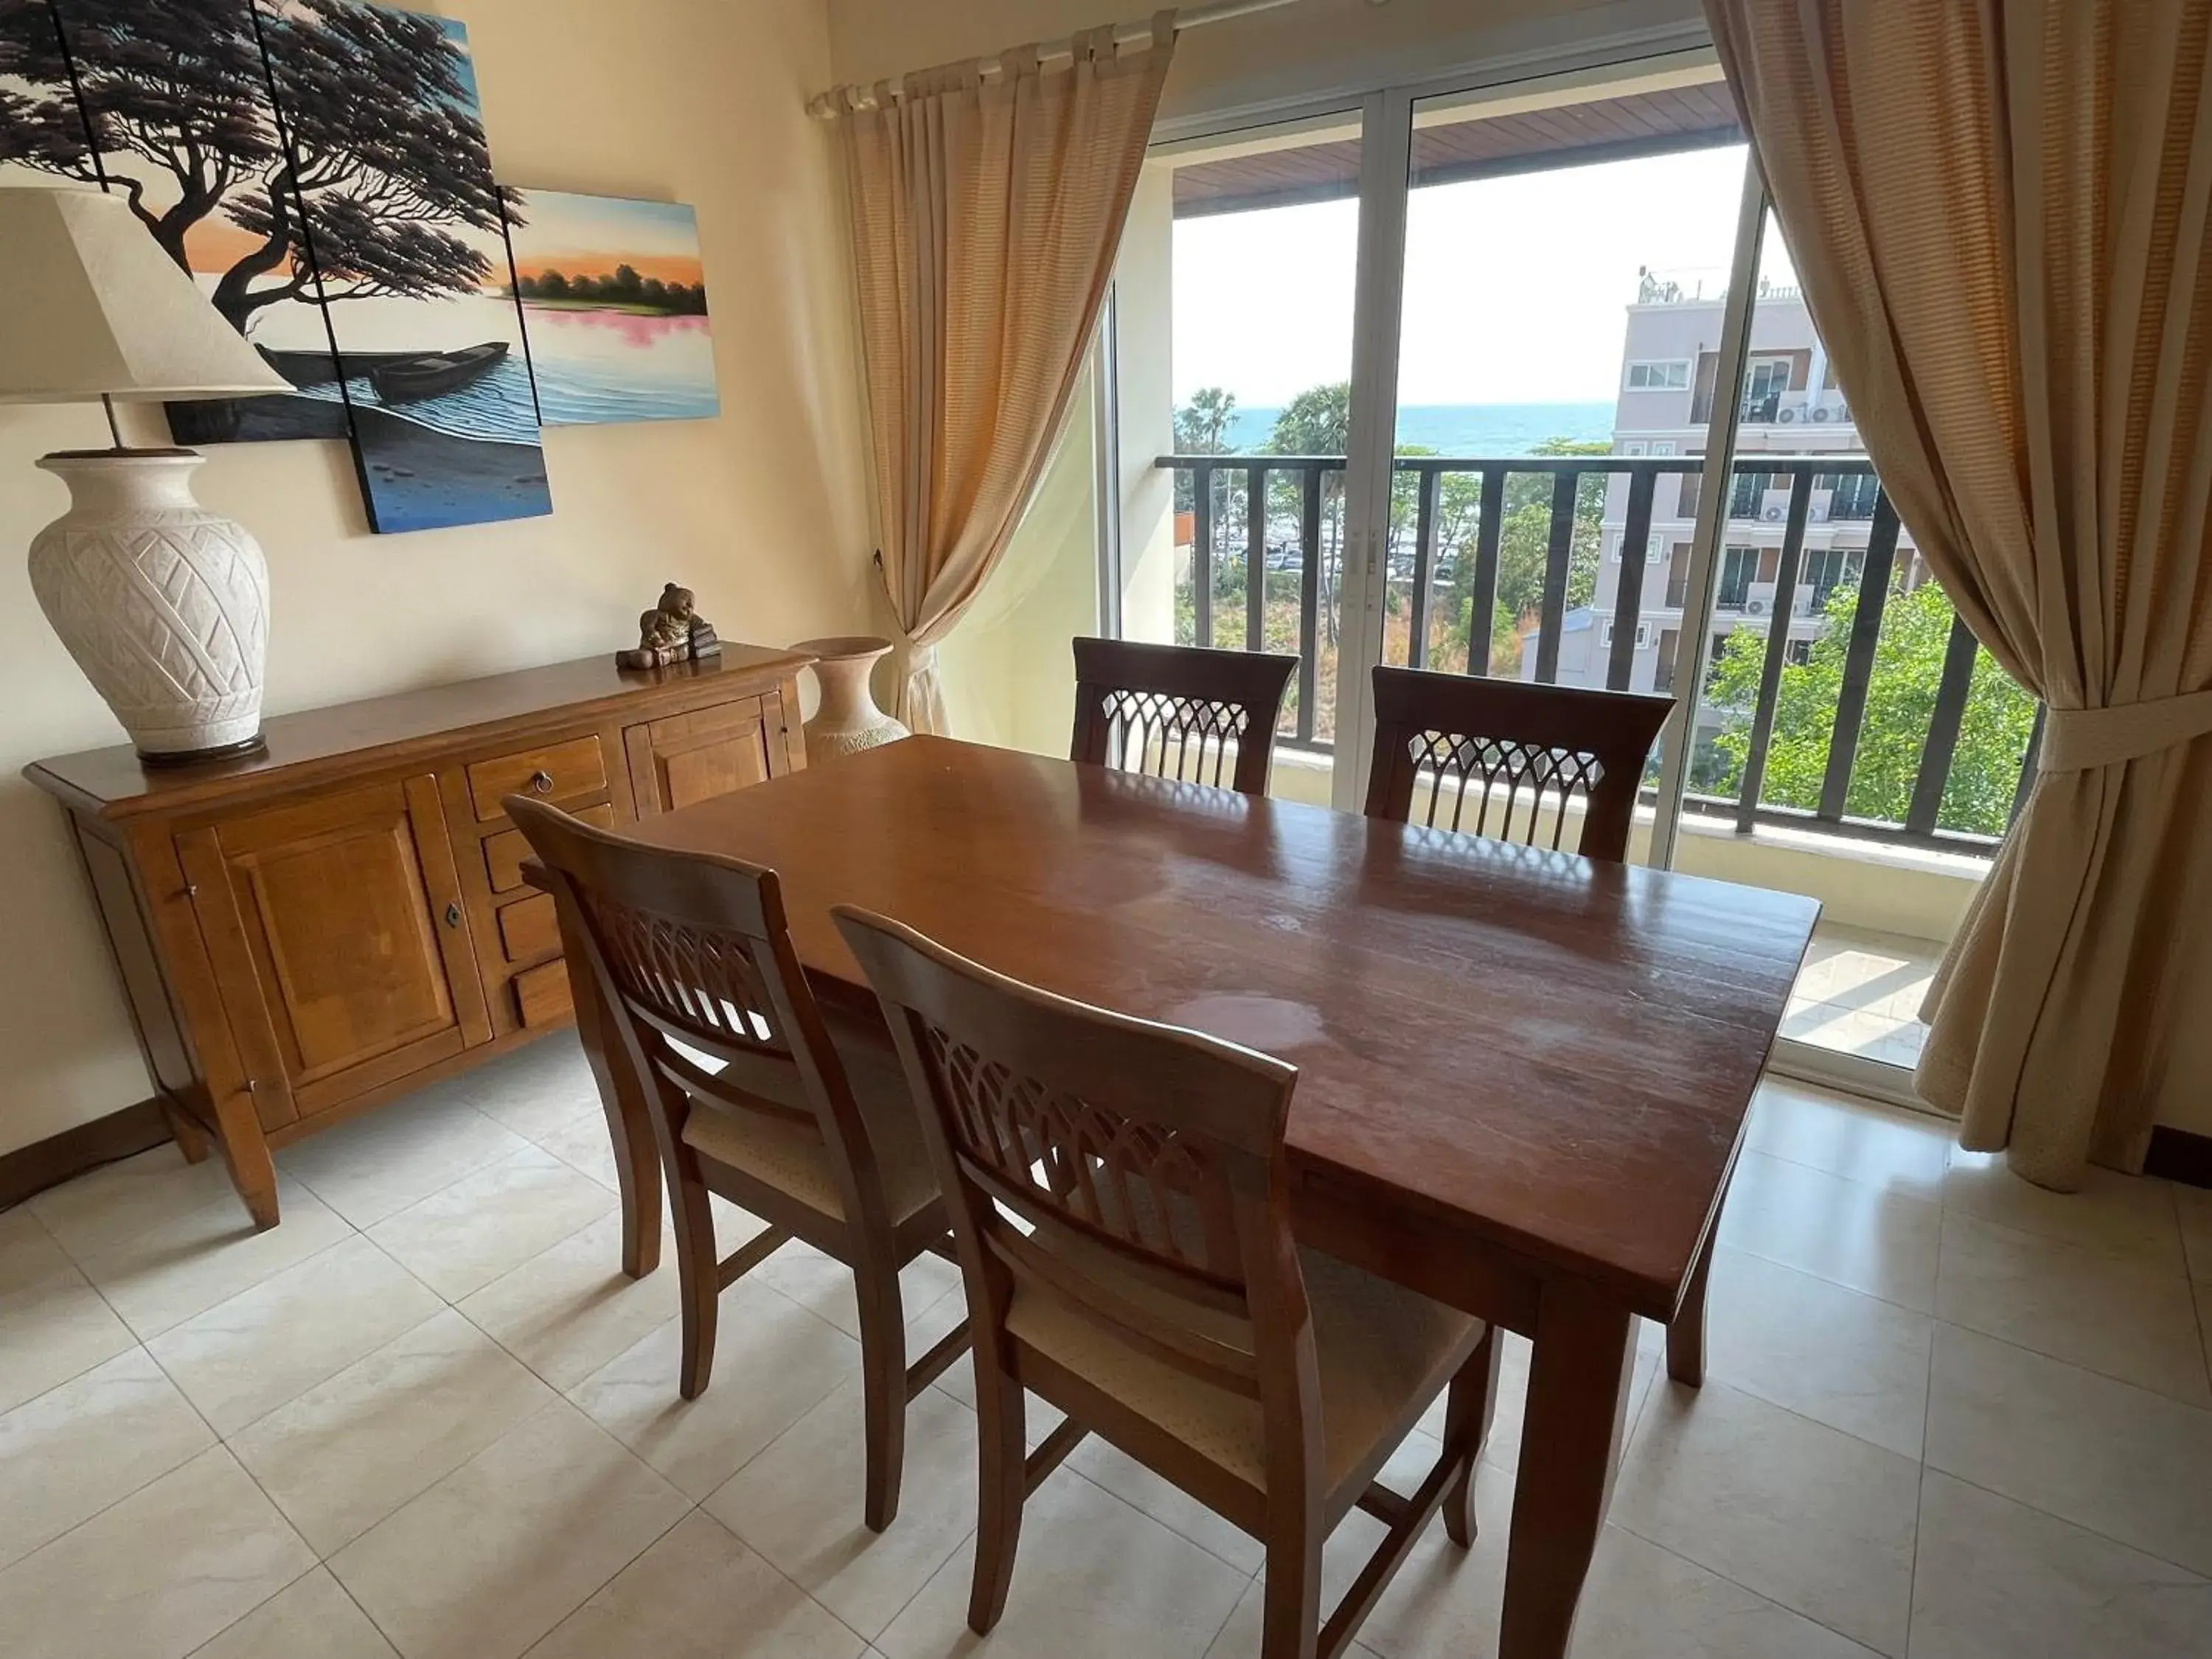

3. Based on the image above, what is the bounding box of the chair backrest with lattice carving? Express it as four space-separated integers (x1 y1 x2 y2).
506 798 874 1205
1070 637 1297 796
1363 667 1674 861
834 905 1309 1414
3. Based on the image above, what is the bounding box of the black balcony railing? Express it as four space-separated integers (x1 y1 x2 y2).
1155 451 2041 855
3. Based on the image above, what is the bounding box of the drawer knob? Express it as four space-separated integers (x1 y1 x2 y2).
445 902 463 928
529 770 554 794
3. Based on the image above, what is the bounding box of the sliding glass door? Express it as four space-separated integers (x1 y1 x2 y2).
1109 34 2032 1100
1116 108 1371 796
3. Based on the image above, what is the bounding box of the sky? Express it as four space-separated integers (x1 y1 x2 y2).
1172 143 1760 408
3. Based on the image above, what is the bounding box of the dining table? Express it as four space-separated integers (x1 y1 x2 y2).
537 733 1819 1659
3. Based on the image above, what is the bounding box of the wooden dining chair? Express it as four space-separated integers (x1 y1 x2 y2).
834 906 1500 1659
1070 636 1298 796
507 798 968 1531
1362 667 1718 1385
1363 666 1674 862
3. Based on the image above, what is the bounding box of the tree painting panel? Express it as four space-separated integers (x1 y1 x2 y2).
256 1 549 532
506 190 718 425
0 0 349 442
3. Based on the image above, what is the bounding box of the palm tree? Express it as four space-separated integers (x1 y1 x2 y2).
1174 386 1239 454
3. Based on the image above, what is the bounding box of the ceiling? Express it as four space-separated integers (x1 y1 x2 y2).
1170 82 1743 219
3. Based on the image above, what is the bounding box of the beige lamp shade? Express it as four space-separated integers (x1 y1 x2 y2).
0 187 292 404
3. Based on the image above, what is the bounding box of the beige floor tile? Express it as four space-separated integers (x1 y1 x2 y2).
1353 1507 1889 1659
27 1142 238 1263
1719 1149 1941 1312
569 1277 859 1499
2177 1186 2212 1284
1704 1245 1934 1458
1747 1080 1951 1201
0 1262 136 1417
1909 1470 2212 1659
0 1208 72 1288
1072 1433 1265 1574
1608 1380 1920 1656
229 1307 554 1554
329 1399 689 1659
0 1445 313 1659
192 1566 399 1659
456 1211 685 1391
706 1374 978 1641
147 1236 443 1434
535 1110 625 1190
752 1240 964 1345
1565 1524 1884 1659
1935 1211 2211 1405
2199 1284 2212 1384
0 1346 215 1569
1209 1430 1438 1658
76 1178 356 1339
1925 1322 2212 1575
877 1462 1248 1659
458 1030 607 1143
277 1085 532 1229
367 1145 617 1301
1943 1152 2184 1273
531 1509 864 1659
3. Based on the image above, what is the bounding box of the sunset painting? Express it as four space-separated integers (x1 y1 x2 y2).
506 190 720 425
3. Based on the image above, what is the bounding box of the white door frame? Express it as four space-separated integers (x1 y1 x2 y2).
1331 86 1415 811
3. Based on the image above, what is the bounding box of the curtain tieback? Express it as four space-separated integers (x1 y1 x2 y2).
2039 687 2212 771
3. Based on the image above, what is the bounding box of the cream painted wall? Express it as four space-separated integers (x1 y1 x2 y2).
0 0 872 1155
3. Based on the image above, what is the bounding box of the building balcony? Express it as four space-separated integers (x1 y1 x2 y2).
1155 447 2040 1073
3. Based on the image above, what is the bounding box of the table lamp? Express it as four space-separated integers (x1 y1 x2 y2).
0 187 293 764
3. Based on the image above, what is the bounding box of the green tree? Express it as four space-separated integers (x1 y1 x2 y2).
1173 386 1238 454
1267 383 1352 646
1706 581 2037 835
1420 436 1611 672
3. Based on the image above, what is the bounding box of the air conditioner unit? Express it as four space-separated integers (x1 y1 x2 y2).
1810 406 1833 422
1778 406 1798 423
1764 505 1786 521
1745 597 1771 616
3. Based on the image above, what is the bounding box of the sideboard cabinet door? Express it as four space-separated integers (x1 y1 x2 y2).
178 774 494 1121
624 692 787 816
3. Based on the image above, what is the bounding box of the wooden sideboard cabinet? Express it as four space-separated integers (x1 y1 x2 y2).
26 644 810 1229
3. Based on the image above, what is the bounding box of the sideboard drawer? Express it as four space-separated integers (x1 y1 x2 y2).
484 801 616 892
512 959 572 1029
498 893 562 963
467 734 608 822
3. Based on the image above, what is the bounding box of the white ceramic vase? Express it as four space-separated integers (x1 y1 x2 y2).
29 451 270 761
796 635 908 764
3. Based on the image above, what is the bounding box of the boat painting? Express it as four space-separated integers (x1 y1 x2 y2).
260 4 549 532
507 189 720 425
0 0 351 445
1 0 553 531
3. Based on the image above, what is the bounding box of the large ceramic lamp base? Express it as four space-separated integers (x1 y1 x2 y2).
138 733 270 768
28 448 271 765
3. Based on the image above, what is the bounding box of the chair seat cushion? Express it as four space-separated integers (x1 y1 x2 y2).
680 1035 939 1225
1006 1242 1482 1494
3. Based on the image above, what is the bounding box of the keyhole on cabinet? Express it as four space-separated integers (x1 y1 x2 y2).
445 902 462 928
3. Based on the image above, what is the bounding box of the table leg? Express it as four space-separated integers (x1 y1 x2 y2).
1498 1278 1636 1659
1666 1225 1715 1386
557 899 661 1279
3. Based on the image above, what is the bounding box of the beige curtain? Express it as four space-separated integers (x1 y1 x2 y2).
1706 0 2212 1189
833 16 1175 733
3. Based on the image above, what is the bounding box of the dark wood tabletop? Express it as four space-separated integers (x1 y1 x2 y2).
619 734 1818 1322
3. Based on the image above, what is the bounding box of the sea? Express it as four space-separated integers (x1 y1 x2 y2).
1222 400 1615 456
